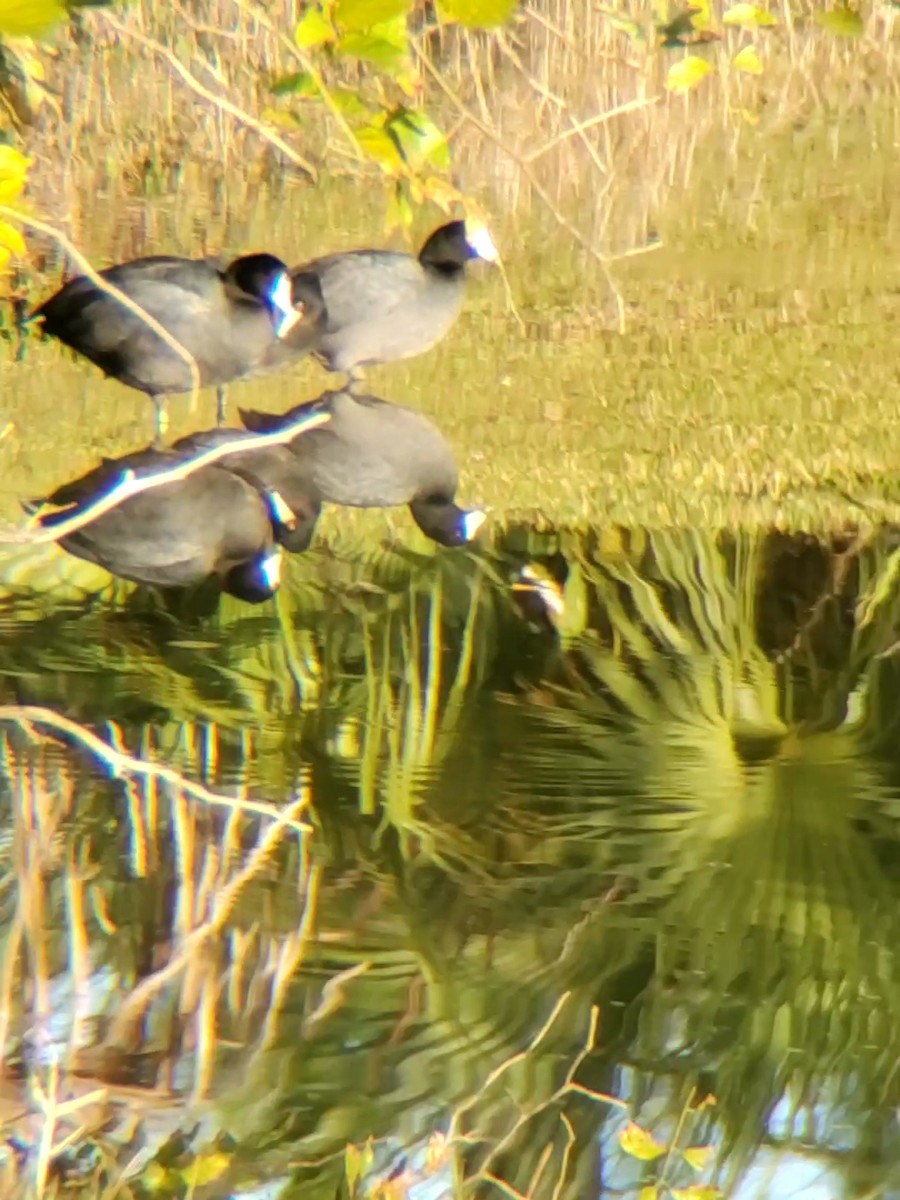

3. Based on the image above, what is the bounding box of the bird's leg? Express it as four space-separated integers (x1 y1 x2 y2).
151 395 170 447
216 384 228 426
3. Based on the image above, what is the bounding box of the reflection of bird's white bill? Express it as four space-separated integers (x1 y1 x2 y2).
512 565 565 617
462 509 488 541
260 546 283 590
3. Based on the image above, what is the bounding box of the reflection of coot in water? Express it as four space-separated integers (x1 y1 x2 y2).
35 447 293 603
511 561 568 631
239 389 487 549
32 254 324 436
276 220 498 385
170 427 322 556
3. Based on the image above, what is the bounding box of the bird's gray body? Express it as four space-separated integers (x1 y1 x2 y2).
295 250 464 373
34 256 318 398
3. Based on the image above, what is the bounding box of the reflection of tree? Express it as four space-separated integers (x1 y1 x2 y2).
481 527 900 1197
3 528 900 1195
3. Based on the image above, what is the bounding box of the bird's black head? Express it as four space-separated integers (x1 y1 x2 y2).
226 253 299 337
419 220 499 274
222 545 283 603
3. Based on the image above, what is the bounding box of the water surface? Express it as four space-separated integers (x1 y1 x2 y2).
1 524 899 1198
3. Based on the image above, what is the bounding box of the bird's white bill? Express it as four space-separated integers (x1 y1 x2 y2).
461 509 488 541
265 488 297 529
464 221 499 263
260 546 283 590
271 272 303 337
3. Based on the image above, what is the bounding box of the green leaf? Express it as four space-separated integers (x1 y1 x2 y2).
271 70 320 96
619 1122 667 1161
436 0 518 30
337 14 408 71
295 6 335 48
814 5 864 35
385 185 414 232
665 54 713 92
722 2 777 25
331 87 370 117
386 108 450 170
0 0 66 36
335 0 410 32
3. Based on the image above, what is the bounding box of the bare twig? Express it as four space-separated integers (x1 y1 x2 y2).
524 97 662 164
6 207 202 405
103 10 318 182
226 0 364 162
0 407 331 546
0 706 312 834
107 793 311 1048
412 41 631 331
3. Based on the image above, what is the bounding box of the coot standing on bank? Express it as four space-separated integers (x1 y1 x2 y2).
270 220 498 386
32 253 326 437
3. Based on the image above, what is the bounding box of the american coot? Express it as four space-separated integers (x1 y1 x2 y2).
32 253 326 437
239 388 486 548
36 446 296 603
274 220 498 385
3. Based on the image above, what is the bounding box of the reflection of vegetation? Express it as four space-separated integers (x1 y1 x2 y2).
4 527 900 1195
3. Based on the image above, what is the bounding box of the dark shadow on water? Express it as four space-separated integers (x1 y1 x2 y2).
2 524 900 1198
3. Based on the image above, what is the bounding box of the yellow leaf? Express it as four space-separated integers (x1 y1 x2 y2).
639 1189 661 1200
689 0 713 30
814 6 863 36
295 6 335 48
425 1131 450 1173
0 220 26 271
181 1152 231 1187
671 1187 723 1200
436 0 517 28
665 55 713 93
732 44 763 72
682 1144 715 1171
0 0 66 37
421 175 465 213
345 1143 363 1195
141 1162 174 1191
723 3 777 26
0 145 30 203
353 124 404 173
619 1122 667 1161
